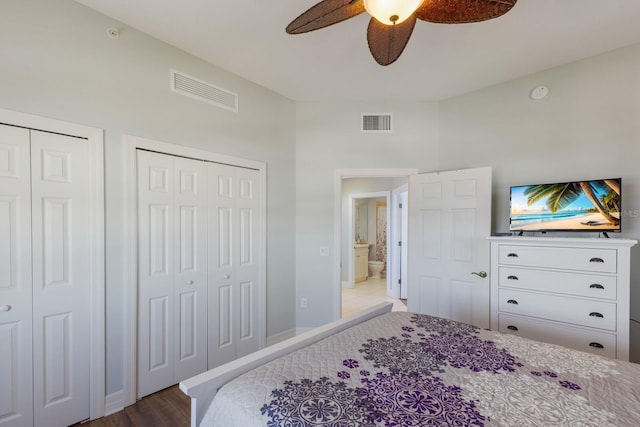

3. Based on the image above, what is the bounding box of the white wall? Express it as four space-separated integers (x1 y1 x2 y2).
295 102 440 327
439 43 640 359
294 44 640 361
0 0 296 394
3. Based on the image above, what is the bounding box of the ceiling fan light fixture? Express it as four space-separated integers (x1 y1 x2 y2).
364 0 425 25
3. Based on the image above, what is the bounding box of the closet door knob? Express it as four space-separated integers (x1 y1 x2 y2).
471 271 487 278
589 284 604 290
224 275 231 279
186 280 194 285
0 305 11 312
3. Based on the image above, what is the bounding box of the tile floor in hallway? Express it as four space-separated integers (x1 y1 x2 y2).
341 277 407 317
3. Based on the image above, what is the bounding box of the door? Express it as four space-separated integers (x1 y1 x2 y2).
137 150 208 398
31 130 91 426
208 163 261 368
0 125 32 427
407 167 491 328
0 125 92 427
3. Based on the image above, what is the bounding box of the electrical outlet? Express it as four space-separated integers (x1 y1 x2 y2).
300 297 308 308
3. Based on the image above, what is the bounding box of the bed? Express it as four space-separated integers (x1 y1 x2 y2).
180 302 640 426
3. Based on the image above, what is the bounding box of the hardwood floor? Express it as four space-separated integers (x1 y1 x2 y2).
77 386 190 427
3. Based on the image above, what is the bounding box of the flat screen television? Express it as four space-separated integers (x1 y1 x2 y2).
510 178 622 232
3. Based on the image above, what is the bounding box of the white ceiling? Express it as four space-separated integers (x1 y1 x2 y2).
74 0 640 102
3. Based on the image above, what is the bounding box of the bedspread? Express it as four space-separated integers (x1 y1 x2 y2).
202 312 640 426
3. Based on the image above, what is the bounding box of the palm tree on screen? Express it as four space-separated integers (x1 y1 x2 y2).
524 180 620 226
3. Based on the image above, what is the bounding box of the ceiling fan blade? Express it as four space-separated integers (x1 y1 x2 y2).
286 0 366 34
416 0 517 24
367 16 417 66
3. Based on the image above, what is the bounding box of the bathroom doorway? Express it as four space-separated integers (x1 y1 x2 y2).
339 176 410 318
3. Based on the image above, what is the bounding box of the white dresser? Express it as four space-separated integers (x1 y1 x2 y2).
488 236 637 360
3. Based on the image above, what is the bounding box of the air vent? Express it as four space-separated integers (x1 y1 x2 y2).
362 113 392 133
170 69 238 112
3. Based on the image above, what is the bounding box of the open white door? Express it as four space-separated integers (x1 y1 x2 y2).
407 167 492 328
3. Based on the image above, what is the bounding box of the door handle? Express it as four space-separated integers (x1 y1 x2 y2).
471 271 487 278
224 274 231 279
0 305 11 312
186 280 194 285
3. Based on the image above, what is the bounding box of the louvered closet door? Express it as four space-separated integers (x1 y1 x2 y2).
208 163 261 368
137 150 208 398
0 124 33 427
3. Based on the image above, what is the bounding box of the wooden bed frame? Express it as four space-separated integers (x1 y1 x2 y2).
179 302 393 427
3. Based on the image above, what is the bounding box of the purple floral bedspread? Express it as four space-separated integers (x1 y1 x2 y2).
202 312 640 426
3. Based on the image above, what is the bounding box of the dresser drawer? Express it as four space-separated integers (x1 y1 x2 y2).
498 245 617 273
498 267 617 300
498 288 617 331
498 313 617 359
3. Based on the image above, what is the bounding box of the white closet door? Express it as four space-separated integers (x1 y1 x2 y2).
173 157 208 383
208 164 261 368
138 150 175 397
30 130 91 426
0 124 33 427
137 150 208 397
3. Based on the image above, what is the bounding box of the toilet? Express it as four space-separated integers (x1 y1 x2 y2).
368 261 384 279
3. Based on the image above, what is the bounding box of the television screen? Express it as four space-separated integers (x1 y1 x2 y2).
510 178 621 232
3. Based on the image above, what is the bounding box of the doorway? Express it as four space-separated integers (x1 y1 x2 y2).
334 169 418 320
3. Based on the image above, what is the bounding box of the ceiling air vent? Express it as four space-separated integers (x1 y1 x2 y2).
362 113 392 133
171 69 238 112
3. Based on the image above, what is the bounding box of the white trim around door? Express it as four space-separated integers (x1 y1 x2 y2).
0 107 105 421
122 135 267 407
333 168 418 321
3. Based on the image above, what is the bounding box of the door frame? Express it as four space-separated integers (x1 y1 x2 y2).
122 135 267 407
333 168 418 321
391 184 408 300
0 108 105 420
346 191 390 287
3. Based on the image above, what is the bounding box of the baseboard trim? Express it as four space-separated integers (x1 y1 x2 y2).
266 328 297 347
295 327 314 335
104 390 125 416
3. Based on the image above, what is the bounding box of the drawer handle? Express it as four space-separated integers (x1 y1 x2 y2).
589 257 605 263
507 253 519 258
507 299 518 305
589 312 604 318
507 325 519 331
589 342 604 349
507 275 519 280
589 284 604 290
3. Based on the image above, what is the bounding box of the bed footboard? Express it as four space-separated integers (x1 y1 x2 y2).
179 302 393 427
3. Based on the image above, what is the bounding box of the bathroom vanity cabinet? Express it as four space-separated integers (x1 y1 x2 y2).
354 245 369 283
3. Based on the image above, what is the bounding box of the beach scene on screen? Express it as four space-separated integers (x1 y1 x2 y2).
510 179 621 231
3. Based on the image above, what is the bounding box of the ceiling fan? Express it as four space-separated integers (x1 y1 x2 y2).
286 0 518 66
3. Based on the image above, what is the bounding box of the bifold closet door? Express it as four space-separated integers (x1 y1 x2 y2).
0 124 91 427
0 125 33 427
208 163 261 368
137 150 208 398
31 130 91 426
